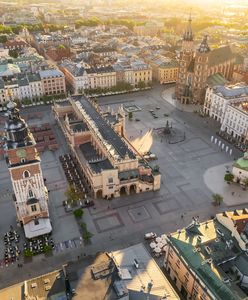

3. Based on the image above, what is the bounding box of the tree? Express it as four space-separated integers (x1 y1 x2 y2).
224 173 234 183
9 49 18 58
64 185 84 206
73 208 84 219
128 111 133 120
0 35 7 43
83 230 93 241
137 81 146 89
212 194 223 206
242 178 248 190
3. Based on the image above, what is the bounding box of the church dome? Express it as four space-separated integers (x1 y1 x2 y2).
4 101 35 149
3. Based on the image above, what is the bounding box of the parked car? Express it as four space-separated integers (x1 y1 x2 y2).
135 118 140 122
144 232 157 240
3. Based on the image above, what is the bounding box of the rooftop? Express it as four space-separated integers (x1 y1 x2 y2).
110 243 179 299
73 96 136 160
39 69 64 79
168 213 248 300
213 84 248 99
79 142 114 173
234 152 248 171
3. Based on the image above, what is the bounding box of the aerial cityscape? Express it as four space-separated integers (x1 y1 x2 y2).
0 0 248 299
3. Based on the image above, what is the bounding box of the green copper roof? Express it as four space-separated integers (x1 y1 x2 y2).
234 152 248 170
169 237 238 300
207 73 229 86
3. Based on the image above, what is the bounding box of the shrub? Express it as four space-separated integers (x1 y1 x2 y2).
212 193 223 206
81 222 87 230
224 173 234 182
73 208 84 219
83 231 93 241
43 244 52 253
24 249 33 257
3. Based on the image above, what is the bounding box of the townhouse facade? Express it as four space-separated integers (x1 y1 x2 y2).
39 69 66 96
203 84 248 123
164 210 248 300
86 66 116 90
60 61 88 93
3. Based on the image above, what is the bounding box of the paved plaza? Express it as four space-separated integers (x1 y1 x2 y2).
0 86 247 288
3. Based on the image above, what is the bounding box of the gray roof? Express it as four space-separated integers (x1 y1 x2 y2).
213 84 248 98
234 254 248 276
62 63 86 77
39 69 64 78
209 46 234 67
79 142 114 173
74 96 136 160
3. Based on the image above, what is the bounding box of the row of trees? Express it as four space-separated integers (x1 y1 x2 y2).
75 17 145 30
0 23 65 35
84 81 151 96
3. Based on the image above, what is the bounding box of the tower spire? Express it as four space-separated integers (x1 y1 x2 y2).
198 35 210 53
183 11 193 42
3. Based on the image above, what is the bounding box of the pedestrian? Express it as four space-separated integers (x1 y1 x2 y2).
181 214 183 219
77 256 79 260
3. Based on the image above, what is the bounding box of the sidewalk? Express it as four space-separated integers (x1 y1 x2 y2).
161 87 201 113
204 162 248 206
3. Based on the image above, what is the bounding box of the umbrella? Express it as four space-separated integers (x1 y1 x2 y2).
150 242 156 249
156 237 162 243
157 242 164 249
154 247 161 253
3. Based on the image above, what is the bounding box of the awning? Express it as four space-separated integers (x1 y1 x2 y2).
24 218 52 239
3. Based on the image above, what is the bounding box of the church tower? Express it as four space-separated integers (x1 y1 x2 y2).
3 101 52 239
192 35 211 103
176 14 195 103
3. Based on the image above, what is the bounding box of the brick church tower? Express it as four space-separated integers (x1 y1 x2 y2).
176 14 195 104
3 101 52 239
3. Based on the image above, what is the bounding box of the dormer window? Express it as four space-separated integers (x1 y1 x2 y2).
21 158 26 163
28 190 34 198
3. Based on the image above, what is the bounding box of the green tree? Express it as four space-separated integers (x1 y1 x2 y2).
73 208 84 219
224 173 234 183
242 178 248 189
83 230 93 241
0 35 7 43
64 185 84 206
137 81 146 89
128 111 133 120
212 194 223 206
9 49 18 58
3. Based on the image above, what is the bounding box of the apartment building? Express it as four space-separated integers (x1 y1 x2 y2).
148 57 178 84
39 69 66 96
131 60 152 87
164 210 248 300
60 61 88 93
86 66 116 90
53 95 161 199
204 84 248 123
220 101 248 142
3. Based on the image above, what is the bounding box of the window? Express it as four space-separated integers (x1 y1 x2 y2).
21 158 26 163
23 170 30 178
28 190 33 198
108 177 113 184
31 205 37 212
34 219 39 225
